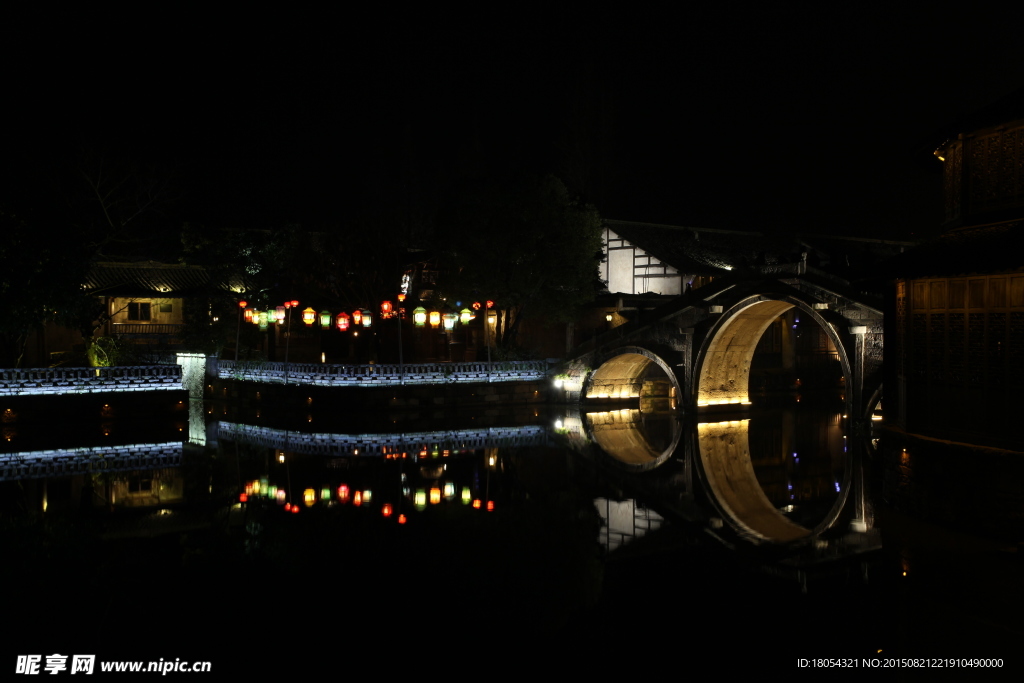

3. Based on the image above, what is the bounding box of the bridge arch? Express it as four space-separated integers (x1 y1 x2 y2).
583 345 681 402
692 295 852 409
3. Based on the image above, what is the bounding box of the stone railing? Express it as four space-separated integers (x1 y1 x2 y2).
218 359 556 386
0 365 183 396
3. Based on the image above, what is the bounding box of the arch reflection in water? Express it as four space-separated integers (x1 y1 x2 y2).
585 407 682 470
695 410 849 544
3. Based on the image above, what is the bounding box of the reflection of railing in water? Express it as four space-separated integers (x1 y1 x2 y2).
0 442 183 481
218 359 554 386
217 422 549 456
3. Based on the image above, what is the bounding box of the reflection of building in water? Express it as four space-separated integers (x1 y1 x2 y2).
594 497 663 553
107 468 184 507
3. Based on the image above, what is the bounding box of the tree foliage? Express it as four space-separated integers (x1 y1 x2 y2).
436 174 603 348
0 210 92 367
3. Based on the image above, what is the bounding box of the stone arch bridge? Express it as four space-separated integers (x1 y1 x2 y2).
557 273 883 545
562 273 883 421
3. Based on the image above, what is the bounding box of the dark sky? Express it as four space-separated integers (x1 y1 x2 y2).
6 9 1024 241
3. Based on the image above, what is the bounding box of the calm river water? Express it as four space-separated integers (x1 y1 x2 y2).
1 390 1020 676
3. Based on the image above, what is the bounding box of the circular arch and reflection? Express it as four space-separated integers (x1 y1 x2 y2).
582 347 683 470
694 297 851 408
695 416 850 543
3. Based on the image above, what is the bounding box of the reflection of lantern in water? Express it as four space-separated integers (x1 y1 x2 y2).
461 487 471 504
443 482 455 499
338 484 350 503
429 487 441 504
381 503 393 517
353 491 362 506
414 490 426 509
303 489 316 507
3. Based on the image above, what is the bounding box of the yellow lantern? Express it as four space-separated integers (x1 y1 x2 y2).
429 311 440 328
302 307 316 326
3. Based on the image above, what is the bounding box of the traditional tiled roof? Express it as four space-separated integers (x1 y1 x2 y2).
83 261 248 297
883 219 1024 279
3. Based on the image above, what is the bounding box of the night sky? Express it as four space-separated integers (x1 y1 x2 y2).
5 9 1024 242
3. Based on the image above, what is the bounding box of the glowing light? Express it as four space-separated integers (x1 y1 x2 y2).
460 308 473 324
413 307 427 326
239 300 247 308
381 503 393 517
472 499 482 509
353 491 362 506
303 488 316 506
352 309 362 326
442 311 457 330
398 514 407 524
443 482 455 499
320 310 332 329
430 487 441 504
302 307 316 326
486 501 495 511
429 311 441 328
361 310 372 327
381 300 393 318
338 485 350 503
461 487 471 504
336 312 350 331
414 490 426 509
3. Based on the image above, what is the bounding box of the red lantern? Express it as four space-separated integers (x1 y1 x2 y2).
397 293 406 302
381 300 393 318
472 302 482 310
290 300 299 308
352 310 362 326
336 312 350 331
238 300 247 308
486 300 494 309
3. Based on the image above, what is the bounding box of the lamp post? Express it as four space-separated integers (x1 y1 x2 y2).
235 300 247 362
283 300 298 385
